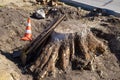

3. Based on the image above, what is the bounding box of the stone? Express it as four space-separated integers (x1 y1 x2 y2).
34 9 46 19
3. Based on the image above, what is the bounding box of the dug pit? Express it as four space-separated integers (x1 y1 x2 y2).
21 18 108 80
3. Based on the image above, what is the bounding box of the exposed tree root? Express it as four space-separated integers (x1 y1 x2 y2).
23 27 108 80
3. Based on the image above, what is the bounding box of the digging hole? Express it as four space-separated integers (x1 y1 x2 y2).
21 23 108 80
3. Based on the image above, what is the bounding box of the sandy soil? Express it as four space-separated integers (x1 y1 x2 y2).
0 2 120 80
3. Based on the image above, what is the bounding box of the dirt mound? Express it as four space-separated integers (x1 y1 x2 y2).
0 7 48 52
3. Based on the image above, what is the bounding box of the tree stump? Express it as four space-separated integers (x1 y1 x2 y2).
25 26 108 80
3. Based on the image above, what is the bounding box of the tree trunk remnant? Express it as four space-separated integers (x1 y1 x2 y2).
21 20 108 80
